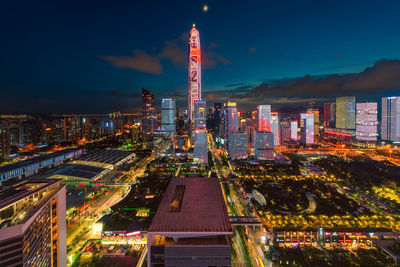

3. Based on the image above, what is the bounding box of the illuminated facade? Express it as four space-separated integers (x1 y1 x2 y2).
254 131 274 160
194 98 206 130
194 130 208 163
187 25 202 121
280 121 291 143
257 105 271 132
142 88 156 138
307 109 320 136
228 131 247 160
0 126 10 159
161 98 176 137
300 113 314 145
381 96 400 142
271 112 280 145
0 179 66 267
290 121 298 141
323 102 336 128
356 102 378 142
336 96 356 129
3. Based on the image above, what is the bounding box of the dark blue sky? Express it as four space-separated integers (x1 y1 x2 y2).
1 0 400 113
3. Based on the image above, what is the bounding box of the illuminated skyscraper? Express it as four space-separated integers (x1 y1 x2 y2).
257 105 271 132
194 99 206 130
226 102 239 134
323 102 336 128
336 96 356 129
271 112 280 145
142 88 156 138
307 103 320 136
161 98 176 137
193 99 207 163
356 102 378 142
290 121 298 141
187 25 202 121
300 113 314 145
381 96 400 142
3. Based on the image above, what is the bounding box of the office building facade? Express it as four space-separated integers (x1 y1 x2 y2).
254 131 274 160
228 131 247 160
161 98 176 137
142 88 156 138
0 179 66 267
258 105 271 132
356 102 378 142
336 96 356 129
300 113 314 145
381 96 400 142
271 112 280 145
290 121 298 141
194 99 207 130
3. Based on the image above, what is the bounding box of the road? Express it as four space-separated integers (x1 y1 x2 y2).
208 133 271 267
66 152 153 264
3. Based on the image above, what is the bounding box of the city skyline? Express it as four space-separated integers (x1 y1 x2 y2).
2 1 400 113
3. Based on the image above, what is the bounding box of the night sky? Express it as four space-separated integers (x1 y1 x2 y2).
1 0 400 114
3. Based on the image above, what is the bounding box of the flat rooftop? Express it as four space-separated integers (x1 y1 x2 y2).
0 179 61 209
149 177 232 233
0 148 82 173
57 164 106 180
79 149 134 165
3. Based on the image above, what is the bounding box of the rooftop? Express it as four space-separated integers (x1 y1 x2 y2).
149 177 232 233
79 149 134 165
0 148 82 173
0 179 63 227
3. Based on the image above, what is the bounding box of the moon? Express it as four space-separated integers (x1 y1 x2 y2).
203 4 208 12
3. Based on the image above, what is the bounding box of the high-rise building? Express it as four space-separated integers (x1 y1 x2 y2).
193 130 208 163
227 131 247 160
271 112 280 145
336 96 356 129
226 102 239 134
142 88 156 138
381 96 400 142
161 98 176 137
187 25 202 122
0 179 66 266
148 177 232 267
323 102 336 128
280 121 291 143
290 121 298 141
254 131 274 160
307 103 320 136
300 113 314 145
194 99 206 130
245 118 255 153
356 102 378 142
0 126 11 159
257 105 271 132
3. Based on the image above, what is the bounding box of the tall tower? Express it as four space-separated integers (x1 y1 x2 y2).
187 24 201 122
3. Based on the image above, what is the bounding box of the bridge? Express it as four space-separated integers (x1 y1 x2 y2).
229 216 263 228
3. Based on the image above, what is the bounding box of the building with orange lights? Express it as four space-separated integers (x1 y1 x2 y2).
0 179 66 266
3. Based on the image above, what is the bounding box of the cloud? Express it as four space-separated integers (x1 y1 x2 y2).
100 50 162 74
159 39 185 67
225 83 244 87
248 59 400 97
249 47 256 53
199 59 400 111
